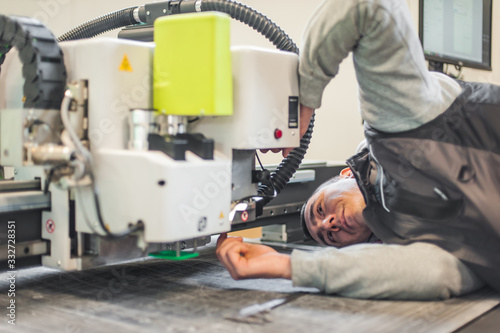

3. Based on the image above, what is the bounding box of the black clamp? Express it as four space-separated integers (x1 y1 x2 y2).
0 15 66 109
139 1 198 25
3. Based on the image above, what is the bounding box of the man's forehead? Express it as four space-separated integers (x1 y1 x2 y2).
305 180 350 224
316 178 354 197
306 192 321 214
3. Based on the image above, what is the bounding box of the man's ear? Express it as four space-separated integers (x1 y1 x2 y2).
300 203 312 240
339 167 354 179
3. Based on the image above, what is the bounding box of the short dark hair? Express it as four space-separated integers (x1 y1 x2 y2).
300 176 341 240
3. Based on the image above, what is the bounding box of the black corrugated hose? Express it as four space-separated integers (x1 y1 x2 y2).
0 15 66 109
57 7 140 41
199 0 314 204
200 0 299 54
57 0 315 206
257 115 315 204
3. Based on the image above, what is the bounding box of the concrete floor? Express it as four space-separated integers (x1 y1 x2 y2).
1 240 499 333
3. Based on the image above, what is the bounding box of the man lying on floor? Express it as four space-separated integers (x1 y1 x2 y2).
216 0 500 300
215 167 483 300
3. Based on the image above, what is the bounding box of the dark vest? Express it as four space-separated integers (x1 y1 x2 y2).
346 81 500 293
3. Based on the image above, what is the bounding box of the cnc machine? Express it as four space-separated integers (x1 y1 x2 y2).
0 0 327 271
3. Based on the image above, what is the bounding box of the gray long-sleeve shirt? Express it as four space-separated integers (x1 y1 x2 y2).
299 0 462 132
292 0 484 299
291 243 483 300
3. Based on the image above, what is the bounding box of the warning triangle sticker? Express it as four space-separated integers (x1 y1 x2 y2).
119 54 133 72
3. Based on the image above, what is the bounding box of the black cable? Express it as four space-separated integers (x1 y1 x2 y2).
199 0 315 206
200 0 299 53
60 92 143 239
58 7 140 41
452 64 463 79
258 114 315 204
58 0 316 212
254 152 277 198
443 63 462 79
44 164 66 194
255 152 264 170
88 171 143 238
0 15 66 109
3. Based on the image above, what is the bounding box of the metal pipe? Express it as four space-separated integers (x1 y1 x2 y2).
128 109 154 151
31 144 74 164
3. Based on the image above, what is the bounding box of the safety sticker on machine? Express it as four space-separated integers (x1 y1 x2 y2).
241 211 249 222
119 54 133 72
219 211 225 225
46 219 55 233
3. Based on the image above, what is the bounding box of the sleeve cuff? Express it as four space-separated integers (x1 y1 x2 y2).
298 73 330 110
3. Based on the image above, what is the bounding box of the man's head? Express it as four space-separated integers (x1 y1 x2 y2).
302 168 372 247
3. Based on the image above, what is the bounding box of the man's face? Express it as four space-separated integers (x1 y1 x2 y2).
304 178 371 247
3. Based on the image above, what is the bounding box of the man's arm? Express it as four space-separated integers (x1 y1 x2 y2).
216 233 291 279
291 242 484 300
216 235 483 300
299 0 461 132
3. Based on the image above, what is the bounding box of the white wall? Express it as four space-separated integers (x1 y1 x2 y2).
2 0 499 164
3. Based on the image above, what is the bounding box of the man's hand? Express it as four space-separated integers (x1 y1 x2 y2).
216 233 292 280
261 104 315 157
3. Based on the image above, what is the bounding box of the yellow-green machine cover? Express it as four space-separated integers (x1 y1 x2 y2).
154 12 233 116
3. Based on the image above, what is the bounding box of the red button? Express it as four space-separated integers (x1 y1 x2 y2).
274 129 283 139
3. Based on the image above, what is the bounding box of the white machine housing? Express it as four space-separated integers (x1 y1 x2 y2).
0 37 300 270
60 38 232 242
190 46 300 155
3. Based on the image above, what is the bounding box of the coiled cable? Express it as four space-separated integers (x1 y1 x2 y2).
258 114 315 204
200 0 298 53
199 0 313 205
58 7 141 41
57 0 315 208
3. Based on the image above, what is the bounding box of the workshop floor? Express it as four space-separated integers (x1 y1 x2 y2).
1 239 499 333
